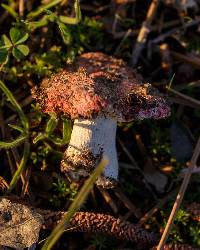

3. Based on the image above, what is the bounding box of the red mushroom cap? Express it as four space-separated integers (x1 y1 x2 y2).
32 52 170 121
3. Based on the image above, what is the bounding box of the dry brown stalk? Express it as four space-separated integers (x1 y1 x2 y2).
123 210 135 220
157 137 200 249
135 133 168 193
114 187 142 218
98 187 119 214
131 0 160 66
113 20 181 39
174 80 200 91
21 166 32 197
169 97 200 110
0 109 28 192
151 17 200 44
138 187 179 226
80 3 110 13
168 88 200 107
171 51 200 70
19 0 24 16
117 137 158 199
114 29 132 55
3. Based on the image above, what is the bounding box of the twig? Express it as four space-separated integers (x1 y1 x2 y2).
157 137 200 249
131 0 160 66
171 51 200 70
169 96 200 110
113 19 181 39
0 108 27 191
117 137 158 199
120 162 139 170
114 187 142 218
21 166 32 198
112 13 120 34
135 133 168 193
151 17 200 44
117 137 138 168
179 167 200 176
80 3 110 13
174 80 200 91
0 108 15 177
98 187 118 214
168 87 200 107
19 0 24 16
114 29 132 55
138 187 179 226
123 210 135 220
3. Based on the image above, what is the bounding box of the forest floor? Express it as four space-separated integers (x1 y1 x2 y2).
0 0 200 249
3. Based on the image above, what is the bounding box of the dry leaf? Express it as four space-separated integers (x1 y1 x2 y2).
170 121 194 162
143 159 168 193
0 198 43 250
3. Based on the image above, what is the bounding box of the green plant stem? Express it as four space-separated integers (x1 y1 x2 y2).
0 80 29 132
59 0 81 24
1 3 19 20
7 140 30 193
27 0 63 18
42 157 108 250
0 134 27 149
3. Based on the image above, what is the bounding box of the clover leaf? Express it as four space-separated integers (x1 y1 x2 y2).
0 27 29 64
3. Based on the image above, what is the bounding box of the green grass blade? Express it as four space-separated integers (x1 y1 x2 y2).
0 134 27 149
7 141 30 193
61 118 71 144
45 117 71 146
8 124 24 133
167 73 175 90
27 0 63 18
33 133 46 144
33 115 58 144
0 80 29 132
27 17 49 30
45 115 58 135
50 118 71 146
59 0 81 24
1 4 19 20
41 157 108 250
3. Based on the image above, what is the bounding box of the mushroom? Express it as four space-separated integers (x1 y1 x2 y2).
32 52 170 188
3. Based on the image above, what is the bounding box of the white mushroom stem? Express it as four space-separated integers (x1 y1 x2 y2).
65 117 118 181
